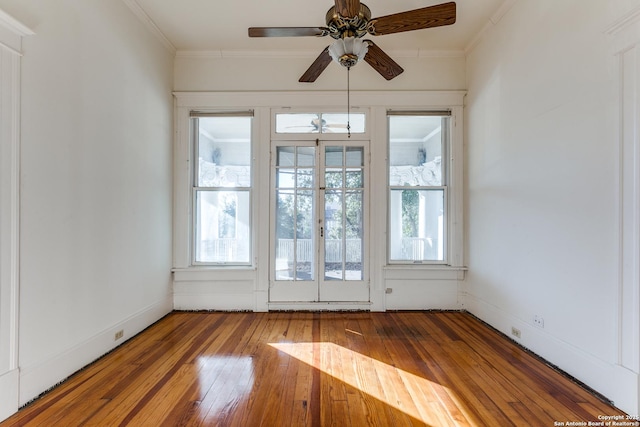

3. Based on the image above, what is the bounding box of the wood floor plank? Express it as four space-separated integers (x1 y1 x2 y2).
1 311 627 427
177 312 269 426
319 314 348 425
355 316 423 422
439 312 604 423
281 314 314 426
389 313 487 426
90 314 231 426
350 316 421 426
367 314 463 426
227 313 294 426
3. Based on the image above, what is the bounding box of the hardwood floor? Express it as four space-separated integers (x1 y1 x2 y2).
1 311 626 426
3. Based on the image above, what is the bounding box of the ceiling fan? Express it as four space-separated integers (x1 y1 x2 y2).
248 0 456 82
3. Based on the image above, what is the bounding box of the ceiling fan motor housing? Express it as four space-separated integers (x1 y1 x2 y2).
325 3 371 39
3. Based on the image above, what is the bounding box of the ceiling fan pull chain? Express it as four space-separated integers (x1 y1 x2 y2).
347 66 351 138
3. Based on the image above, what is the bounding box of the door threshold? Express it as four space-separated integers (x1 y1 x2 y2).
268 301 372 311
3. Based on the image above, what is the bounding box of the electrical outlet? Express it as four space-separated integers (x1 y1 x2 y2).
385 288 393 294
511 327 521 338
114 330 124 341
533 315 544 328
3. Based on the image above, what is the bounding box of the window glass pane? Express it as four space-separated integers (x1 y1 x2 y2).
345 190 363 280
195 190 251 263
275 189 316 281
296 191 315 280
325 146 343 167
322 113 365 134
388 115 444 187
297 147 315 166
276 113 321 133
346 147 363 166
275 190 295 280
276 169 295 188
324 190 343 280
275 113 366 134
277 147 295 167
325 169 343 188
345 170 362 188
275 146 317 280
389 189 444 262
297 169 314 188
218 193 237 238
276 190 294 236
197 116 251 188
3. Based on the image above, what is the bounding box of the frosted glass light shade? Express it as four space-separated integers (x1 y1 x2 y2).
328 37 368 68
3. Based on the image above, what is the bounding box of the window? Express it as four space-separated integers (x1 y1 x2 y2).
192 112 252 264
275 112 365 134
388 112 450 263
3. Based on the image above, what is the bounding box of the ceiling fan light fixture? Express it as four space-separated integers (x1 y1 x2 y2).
328 36 368 68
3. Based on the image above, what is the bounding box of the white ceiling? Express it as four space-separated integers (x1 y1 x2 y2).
131 0 508 54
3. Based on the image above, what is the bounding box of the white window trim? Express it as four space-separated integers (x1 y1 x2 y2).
387 112 453 266
190 113 254 266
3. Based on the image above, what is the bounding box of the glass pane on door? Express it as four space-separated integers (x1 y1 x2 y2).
323 146 364 281
274 146 316 281
271 141 368 303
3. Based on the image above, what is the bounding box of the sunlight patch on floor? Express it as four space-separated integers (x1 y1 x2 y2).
270 341 471 425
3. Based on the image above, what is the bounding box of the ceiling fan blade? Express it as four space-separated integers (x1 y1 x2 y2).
299 47 333 83
367 2 456 36
363 41 404 80
248 27 328 37
334 0 361 18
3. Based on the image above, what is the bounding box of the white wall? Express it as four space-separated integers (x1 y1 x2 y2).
0 0 174 412
175 52 466 92
465 0 640 414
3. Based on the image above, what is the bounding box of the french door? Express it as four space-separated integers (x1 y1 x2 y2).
269 140 369 302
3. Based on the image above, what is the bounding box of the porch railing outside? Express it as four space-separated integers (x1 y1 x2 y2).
276 239 362 263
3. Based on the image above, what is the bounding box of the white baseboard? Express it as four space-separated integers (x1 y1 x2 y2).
173 292 255 311
0 368 19 422
462 292 639 415
267 301 372 311
19 296 172 406
384 279 461 310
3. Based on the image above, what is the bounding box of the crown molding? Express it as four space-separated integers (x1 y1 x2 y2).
605 5 640 55
121 0 176 54
465 0 517 55
0 8 33 55
605 5 640 36
0 9 33 37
